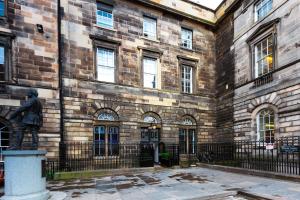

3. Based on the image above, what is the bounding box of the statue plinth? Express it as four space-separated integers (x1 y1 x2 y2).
1 150 49 200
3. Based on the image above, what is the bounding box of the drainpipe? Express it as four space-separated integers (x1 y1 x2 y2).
57 0 66 169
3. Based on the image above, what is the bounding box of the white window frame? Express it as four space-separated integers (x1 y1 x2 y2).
96 2 113 28
254 35 273 78
181 65 193 93
256 109 275 143
143 57 157 89
96 47 115 83
181 28 193 49
143 16 157 40
255 0 273 22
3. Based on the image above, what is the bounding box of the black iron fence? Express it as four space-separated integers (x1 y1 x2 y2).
197 137 300 175
46 142 155 179
45 137 300 179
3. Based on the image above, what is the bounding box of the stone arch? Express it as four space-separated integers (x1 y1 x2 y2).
142 112 162 125
93 108 119 121
180 115 197 126
247 92 281 113
250 103 279 141
89 101 120 118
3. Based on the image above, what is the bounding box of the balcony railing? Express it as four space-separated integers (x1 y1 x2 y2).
253 72 273 88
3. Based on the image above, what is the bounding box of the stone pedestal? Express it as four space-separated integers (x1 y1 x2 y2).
1 150 49 200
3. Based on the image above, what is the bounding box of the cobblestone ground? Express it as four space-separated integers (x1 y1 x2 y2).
48 167 300 200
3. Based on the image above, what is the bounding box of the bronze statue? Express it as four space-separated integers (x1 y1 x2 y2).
9 89 43 150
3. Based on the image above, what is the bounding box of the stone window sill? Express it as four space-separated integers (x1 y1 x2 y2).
93 24 117 32
141 36 160 43
180 46 195 52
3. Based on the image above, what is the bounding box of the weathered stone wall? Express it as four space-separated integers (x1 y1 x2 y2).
215 12 235 142
61 0 217 144
0 0 60 157
233 0 300 139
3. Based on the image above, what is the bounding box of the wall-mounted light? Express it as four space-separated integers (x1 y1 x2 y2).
36 24 44 33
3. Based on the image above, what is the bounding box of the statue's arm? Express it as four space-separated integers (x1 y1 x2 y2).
9 99 34 120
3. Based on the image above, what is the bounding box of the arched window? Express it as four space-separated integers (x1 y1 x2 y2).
94 109 119 156
143 116 158 124
256 109 275 143
0 120 10 164
179 116 197 154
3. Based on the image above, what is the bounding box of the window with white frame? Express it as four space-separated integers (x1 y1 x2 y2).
254 35 273 78
143 57 157 89
96 47 115 83
181 65 193 93
181 28 193 49
255 0 272 21
96 2 113 28
256 109 275 143
143 16 157 40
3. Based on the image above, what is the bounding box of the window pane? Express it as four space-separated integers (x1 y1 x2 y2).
97 3 113 28
182 65 192 93
257 109 275 143
0 46 5 81
144 74 156 88
255 36 274 78
256 0 272 20
181 28 192 49
0 47 4 65
143 58 157 74
97 48 115 82
143 17 156 39
143 58 157 88
0 0 4 17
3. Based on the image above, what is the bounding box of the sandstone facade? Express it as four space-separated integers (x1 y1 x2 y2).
0 0 299 159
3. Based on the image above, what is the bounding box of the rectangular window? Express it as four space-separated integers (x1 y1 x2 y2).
0 0 4 17
143 57 157 89
255 0 272 21
181 65 193 93
181 28 193 49
94 126 119 156
143 16 157 40
96 2 113 28
97 47 115 83
254 35 273 78
0 46 5 81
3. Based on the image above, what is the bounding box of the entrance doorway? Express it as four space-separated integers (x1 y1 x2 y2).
141 127 160 163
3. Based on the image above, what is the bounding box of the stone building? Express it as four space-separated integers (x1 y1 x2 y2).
0 0 299 161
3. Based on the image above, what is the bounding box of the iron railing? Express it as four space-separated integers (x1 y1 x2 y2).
197 137 300 175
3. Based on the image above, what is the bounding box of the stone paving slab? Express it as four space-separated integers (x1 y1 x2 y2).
48 167 300 200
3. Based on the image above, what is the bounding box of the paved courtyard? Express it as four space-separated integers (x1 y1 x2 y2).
48 167 300 200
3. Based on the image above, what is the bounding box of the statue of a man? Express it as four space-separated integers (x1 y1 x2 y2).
9 89 43 150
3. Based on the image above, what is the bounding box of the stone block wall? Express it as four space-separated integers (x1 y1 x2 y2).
0 0 59 157
232 0 300 140
60 0 217 144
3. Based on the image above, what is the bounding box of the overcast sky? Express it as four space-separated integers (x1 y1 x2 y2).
188 0 223 10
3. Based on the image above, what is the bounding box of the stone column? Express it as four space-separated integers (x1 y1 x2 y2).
1 150 49 200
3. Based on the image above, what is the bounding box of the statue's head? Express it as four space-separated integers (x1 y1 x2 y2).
27 89 38 98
